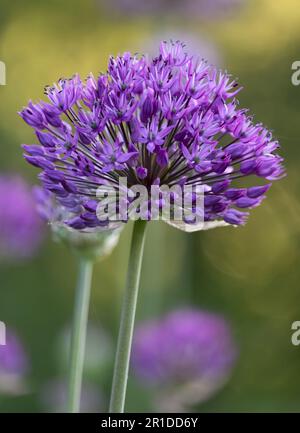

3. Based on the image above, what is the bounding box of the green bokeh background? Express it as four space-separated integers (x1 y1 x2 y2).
0 0 300 412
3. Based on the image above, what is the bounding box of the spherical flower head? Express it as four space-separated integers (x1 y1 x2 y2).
21 41 284 233
0 330 28 395
0 175 43 262
101 0 246 19
132 309 237 411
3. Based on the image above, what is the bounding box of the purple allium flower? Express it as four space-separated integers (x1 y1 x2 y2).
21 41 284 233
0 175 43 261
132 309 237 411
41 379 103 413
0 330 28 395
101 0 246 19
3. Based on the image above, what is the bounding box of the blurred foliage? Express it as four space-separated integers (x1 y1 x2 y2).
0 0 300 412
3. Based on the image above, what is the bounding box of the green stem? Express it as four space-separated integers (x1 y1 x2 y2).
109 220 147 413
67 258 93 413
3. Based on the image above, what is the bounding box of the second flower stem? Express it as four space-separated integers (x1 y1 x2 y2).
109 220 147 413
67 257 93 413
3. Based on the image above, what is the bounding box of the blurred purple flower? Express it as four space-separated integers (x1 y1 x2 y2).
0 175 43 261
132 309 237 411
41 378 103 412
0 330 28 395
101 0 246 19
21 41 284 232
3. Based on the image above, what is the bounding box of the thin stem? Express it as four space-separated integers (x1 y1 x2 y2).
109 220 147 413
67 258 93 413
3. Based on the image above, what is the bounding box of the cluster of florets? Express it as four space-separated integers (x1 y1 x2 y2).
21 41 284 232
